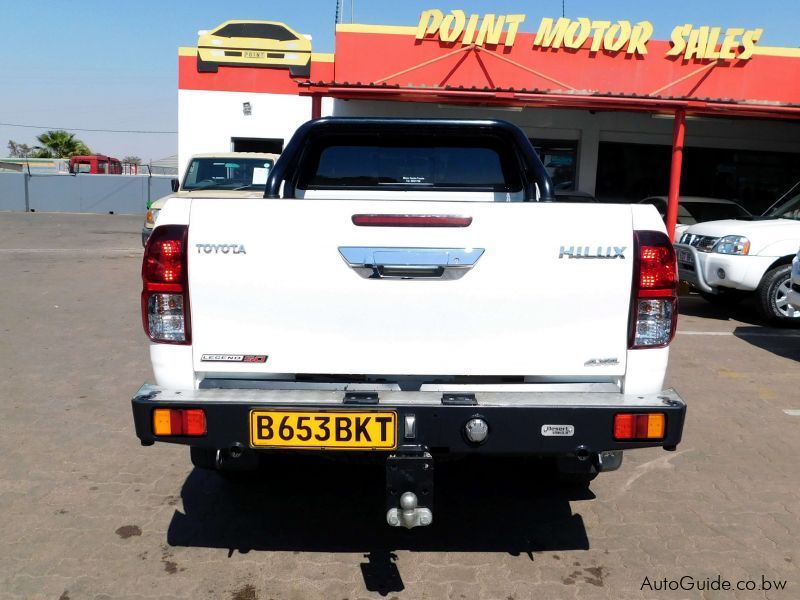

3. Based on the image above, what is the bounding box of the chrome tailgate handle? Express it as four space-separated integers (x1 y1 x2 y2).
339 247 484 280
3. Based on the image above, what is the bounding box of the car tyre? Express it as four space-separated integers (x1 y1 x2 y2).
756 264 800 324
196 57 218 73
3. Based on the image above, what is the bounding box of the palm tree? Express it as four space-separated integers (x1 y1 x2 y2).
33 130 91 158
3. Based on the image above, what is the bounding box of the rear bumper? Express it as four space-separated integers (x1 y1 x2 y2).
131 384 686 456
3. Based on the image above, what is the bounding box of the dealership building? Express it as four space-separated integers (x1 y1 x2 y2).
178 11 800 229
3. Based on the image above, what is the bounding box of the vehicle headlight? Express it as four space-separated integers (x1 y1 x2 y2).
713 235 750 255
679 232 691 244
145 209 160 226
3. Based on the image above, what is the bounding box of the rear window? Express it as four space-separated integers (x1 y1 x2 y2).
215 23 297 41
296 135 523 192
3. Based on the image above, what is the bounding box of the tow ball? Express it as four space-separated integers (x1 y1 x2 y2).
385 453 434 528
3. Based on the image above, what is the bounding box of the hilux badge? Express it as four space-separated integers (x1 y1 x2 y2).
559 245 626 259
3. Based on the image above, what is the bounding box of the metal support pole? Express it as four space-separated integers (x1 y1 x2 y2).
666 109 686 241
23 170 30 212
311 95 322 120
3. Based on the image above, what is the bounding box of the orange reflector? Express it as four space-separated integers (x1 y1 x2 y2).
152 408 206 437
647 413 666 438
613 413 665 440
153 408 173 436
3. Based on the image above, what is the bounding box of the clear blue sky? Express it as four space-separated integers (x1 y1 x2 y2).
1 0 797 162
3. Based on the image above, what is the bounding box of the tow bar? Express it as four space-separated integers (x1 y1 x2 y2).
385 452 434 528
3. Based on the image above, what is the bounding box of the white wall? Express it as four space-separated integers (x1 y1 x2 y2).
178 90 333 177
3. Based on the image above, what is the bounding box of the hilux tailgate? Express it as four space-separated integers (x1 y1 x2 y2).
187 198 634 378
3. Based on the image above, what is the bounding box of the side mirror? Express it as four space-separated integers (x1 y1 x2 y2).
171 178 179 192
197 30 209 36
303 34 313 41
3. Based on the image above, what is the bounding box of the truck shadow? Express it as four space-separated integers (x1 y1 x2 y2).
167 455 592 594
677 294 765 326
734 326 800 361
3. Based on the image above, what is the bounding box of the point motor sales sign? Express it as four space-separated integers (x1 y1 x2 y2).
416 9 764 60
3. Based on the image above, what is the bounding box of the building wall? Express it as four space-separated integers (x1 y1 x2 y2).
178 90 333 177
177 89 800 198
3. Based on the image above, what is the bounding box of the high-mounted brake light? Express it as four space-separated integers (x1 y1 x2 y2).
629 231 677 349
142 225 191 344
352 214 472 227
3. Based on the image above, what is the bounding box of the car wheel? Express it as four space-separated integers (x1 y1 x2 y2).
196 57 218 73
698 289 747 305
756 265 800 323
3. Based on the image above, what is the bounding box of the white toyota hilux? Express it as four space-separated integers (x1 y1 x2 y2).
675 190 800 323
131 118 686 528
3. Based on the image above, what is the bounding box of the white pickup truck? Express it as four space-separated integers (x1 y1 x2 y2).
131 118 686 528
675 190 800 323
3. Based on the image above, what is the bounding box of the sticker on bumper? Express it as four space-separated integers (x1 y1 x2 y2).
541 424 575 437
200 354 267 363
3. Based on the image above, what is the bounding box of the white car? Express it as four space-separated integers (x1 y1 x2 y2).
639 196 752 242
142 152 277 245
789 247 800 308
675 191 800 323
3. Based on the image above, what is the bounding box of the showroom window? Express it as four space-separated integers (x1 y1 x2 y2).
596 142 800 213
231 137 284 154
530 139 578 191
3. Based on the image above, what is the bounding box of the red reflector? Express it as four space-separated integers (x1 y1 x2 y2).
182 409 207 436
169 409 183 435
613 414 635 439
352 214 472 227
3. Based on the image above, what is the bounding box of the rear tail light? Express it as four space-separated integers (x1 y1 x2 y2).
629 231 677 349
142 225 191 344
613 413 666 440
152 408 206 436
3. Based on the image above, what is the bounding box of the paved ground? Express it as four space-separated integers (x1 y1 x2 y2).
0 212 798 600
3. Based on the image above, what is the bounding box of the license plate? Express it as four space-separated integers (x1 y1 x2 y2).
677 249 693 264
243 51 267 59
249 410 396 450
